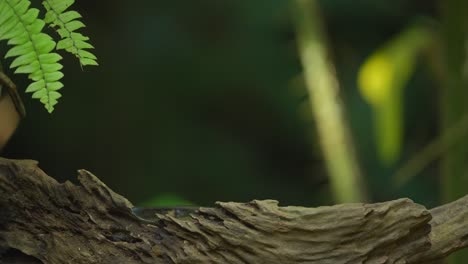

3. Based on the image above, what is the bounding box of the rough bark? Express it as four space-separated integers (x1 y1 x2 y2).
0 157 467 263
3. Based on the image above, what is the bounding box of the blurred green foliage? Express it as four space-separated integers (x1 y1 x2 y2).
141 193 195 207
3 0 440 210
358 21 433 165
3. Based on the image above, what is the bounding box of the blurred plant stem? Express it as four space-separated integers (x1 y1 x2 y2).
393 113 468 187
291 0 367 203
439 0 468 263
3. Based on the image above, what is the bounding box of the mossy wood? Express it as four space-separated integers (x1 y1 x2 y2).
0 157 467 263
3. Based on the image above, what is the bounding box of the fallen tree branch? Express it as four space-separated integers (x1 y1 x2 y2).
0 157 466 263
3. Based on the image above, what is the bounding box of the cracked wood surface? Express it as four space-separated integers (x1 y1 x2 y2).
0 157 467 263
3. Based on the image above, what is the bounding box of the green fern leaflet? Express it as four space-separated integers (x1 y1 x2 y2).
0 0 63 112
0 0 97 113
43 0 98 66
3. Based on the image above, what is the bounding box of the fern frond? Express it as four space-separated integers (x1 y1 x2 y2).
0 0 64 113
43 0 98 66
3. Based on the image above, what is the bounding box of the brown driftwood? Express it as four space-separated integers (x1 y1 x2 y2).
0 157 467 263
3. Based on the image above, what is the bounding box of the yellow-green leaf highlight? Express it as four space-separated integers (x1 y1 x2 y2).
358 23 433 165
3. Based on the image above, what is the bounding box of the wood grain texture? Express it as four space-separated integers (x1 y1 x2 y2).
0 157 467 263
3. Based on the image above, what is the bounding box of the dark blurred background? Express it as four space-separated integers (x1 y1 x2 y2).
3 0 440 208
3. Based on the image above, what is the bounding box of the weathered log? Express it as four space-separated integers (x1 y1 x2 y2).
0 157 466 263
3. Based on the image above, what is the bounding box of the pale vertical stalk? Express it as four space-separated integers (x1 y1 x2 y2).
292 0 367 202
440 0 468 263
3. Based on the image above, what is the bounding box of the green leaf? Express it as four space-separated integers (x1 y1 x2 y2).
2 0 64 112
26 19 45 34
140 193 195 207
20 8 39 24
59 11 81 23
47 81 63 91
39 53 62 63
1 0 97 112
11 52 36 68
48 90 61 99
0 17 19 38
77 49 96 60
358 22 434 165
5 41 33 57
25 79 44 92
41 63 63 72
64 20 85 31
80 57 98 66
44 71 63 81
43 0 98 66
32 87 47 98
15 61 39 73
